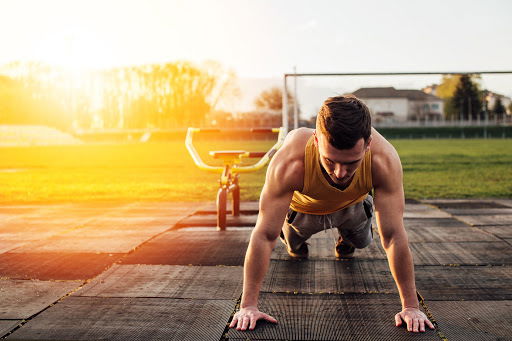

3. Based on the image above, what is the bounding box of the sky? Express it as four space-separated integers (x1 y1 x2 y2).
1 0 511 115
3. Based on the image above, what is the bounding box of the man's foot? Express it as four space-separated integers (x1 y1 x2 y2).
335 237 355 259
279 231 308 259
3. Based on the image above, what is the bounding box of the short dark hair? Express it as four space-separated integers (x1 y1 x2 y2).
316 95 372 150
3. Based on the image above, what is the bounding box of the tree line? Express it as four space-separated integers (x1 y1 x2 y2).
1 63 509 132
436 74 510 121
251 77 511 123
0 61 238 130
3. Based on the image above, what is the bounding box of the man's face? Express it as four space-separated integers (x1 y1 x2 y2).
314 131 371 187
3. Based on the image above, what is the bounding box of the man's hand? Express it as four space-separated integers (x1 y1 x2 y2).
229 306 278 331
395 307 435 332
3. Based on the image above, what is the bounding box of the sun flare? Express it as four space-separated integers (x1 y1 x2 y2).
34 27 118 72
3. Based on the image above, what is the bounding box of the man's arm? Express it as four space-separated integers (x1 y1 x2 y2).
229 133 304 331
372 144 435 333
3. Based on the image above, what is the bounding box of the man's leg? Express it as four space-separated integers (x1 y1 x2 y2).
334 195 374 258
280 209 326 258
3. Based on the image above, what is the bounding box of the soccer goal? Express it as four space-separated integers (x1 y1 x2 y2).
281 71 512 136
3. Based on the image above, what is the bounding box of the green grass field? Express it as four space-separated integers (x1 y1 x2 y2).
0 139 511 204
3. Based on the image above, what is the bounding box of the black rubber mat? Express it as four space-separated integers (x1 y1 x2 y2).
122 230 251 266
78 215 171 226
478 225 512 239
262 260 396 294
406 226 500 243
227 293 437 340
403 218 468 229
263 259 338 293
415 265 512 300
271 231 387 261
427 300 512 341
444 208 512 216
403 204 451 219
495 199 512 208
0 321 21 338
12 234 154 254
0 221 75 238
0 206 42 215
271 233 337 260
5 216 92 228
454 214 512 226
0 252 123 280
410 242 512 265
175 214 258 228
195 201 259 215
0 279 80 319
7 297 235 341
429 201 509 209
75 264 243 300
107 204 198 218
0 240 26 254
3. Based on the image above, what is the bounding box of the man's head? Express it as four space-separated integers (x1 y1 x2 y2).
314 95 372 186
316 95 372 150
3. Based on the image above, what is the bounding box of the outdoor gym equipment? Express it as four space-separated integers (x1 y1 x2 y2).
186 127 285 230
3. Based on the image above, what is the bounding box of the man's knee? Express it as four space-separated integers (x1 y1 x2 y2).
351 229 373 249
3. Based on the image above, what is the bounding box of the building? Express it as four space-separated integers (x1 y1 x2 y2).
350 87 444 123
485 91 512 116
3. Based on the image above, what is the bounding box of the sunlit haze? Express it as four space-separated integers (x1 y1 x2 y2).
2 0 511 74
1 0 511 114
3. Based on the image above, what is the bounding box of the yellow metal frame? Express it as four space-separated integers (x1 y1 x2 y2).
185 127 285 175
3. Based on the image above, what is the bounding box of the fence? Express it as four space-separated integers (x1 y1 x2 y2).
377 125 512 139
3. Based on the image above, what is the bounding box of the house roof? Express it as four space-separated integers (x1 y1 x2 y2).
351 87 441 101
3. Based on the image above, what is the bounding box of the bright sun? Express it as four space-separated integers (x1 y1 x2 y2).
28 27 119 108
34 27 118 72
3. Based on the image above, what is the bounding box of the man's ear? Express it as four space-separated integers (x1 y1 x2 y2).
365 136 372 151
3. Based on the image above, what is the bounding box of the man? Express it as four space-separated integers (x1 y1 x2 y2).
229 96 435 333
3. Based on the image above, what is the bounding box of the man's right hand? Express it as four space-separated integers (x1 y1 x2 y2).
229 306 278 331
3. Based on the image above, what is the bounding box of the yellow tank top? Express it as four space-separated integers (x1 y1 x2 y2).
289 135 373 215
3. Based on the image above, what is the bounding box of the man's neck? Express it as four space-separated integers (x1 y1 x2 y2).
318 161 354 191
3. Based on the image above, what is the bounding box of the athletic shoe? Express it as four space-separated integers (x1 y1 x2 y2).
279 231 308 259
335 237 355 259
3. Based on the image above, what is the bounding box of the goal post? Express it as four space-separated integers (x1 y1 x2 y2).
282 71 512 133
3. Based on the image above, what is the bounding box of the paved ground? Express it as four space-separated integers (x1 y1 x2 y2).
0 199 511 340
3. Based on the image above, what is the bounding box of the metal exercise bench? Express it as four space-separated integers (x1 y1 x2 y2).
185 127 285 230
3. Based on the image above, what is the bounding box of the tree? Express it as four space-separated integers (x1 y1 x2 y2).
431 75 461 119
254 86 295 111
0 60 237 129
201 60 240 112
493 97 506 121
437 74 484 120
436 75 461 99
452 74 482 121
0 71 71 129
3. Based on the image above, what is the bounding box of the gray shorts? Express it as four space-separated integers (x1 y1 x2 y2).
282 195 374 253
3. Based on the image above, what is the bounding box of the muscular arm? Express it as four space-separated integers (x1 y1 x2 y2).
230 130 305 331
372 136 434 332
373 160 418 309
241 178 294 309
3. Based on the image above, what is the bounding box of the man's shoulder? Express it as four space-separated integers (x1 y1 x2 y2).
288 127 314 144
279 127 313 160
370 128 397 158
267 127 312 192
370 128 402 188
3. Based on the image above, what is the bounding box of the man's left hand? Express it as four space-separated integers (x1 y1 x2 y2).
395 307 435 332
